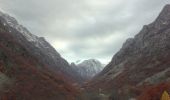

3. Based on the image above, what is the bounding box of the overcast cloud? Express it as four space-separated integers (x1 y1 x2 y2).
0 0 169 64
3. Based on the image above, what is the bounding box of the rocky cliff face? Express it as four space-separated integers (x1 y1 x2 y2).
0 11 81 100
0 11 80 82
86 4 170 100
71 59 105 81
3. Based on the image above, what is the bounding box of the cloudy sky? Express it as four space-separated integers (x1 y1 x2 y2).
0 0 169 64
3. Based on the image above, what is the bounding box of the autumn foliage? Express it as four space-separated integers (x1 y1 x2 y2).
137 82 170 100
161 91 170 100
0 30 80 100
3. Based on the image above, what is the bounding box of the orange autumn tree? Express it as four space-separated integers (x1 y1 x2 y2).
161 91 170 100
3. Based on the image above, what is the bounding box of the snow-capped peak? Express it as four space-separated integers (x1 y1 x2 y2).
71 59 105 81
0 11 37 42
75 60 84 65
0 10 61 62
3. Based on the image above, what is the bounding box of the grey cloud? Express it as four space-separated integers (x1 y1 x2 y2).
0 0 169 63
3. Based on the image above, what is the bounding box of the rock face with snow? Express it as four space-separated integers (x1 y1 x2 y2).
0 11 38 42
0 11 80 82
0 11 81 100
71 59 105 81
86 4 170 100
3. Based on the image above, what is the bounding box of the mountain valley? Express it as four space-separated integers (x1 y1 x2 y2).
0 4 170 100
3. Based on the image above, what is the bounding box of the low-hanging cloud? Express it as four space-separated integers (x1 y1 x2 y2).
0 0 169 63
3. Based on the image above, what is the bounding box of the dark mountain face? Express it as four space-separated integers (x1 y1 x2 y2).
0 11 81 100
85 4 170 100
0 11 80 83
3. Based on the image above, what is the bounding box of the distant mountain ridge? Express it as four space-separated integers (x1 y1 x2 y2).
71 59 105 82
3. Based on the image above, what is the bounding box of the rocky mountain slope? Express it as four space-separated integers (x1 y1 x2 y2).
0 11 80 83
85 4 170 100
71 59 105 81
0 11 81 100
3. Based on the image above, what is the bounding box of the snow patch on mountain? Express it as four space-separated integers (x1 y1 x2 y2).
0 11 62 58
71 59 105 81
0 11 37 42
